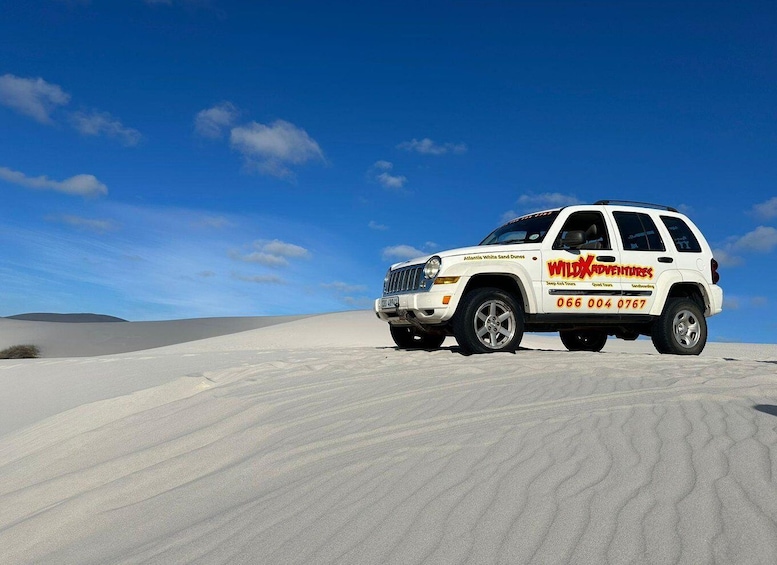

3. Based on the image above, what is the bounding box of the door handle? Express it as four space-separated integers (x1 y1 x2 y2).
658 257 674 263
597 255 616 262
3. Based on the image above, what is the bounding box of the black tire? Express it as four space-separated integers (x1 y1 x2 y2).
453 287 524 353
651 298 707 355
390 326 446 349
559 329 608 352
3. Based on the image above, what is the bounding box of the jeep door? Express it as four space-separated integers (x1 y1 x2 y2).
541 209 623 314
610 210 673 314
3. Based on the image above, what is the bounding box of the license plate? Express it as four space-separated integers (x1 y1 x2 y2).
380 296 399 310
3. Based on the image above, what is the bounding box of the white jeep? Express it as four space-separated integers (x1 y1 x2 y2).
375 200 723 355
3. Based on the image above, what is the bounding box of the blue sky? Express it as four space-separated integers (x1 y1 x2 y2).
1 1 776 343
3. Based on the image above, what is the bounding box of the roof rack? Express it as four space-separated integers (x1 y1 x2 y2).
593 200 678 213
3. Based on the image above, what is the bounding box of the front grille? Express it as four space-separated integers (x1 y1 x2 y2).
384 265 424 295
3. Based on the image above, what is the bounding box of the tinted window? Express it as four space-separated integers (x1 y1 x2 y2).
614 212 665 251
480 210 560 245
552 211 611 250
661 215 702 253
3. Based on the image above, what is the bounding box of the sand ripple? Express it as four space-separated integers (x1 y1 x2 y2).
1 314 776 563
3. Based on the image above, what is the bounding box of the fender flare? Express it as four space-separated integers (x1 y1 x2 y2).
442 261 537 314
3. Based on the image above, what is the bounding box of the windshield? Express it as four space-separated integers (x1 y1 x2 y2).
479 210 560 245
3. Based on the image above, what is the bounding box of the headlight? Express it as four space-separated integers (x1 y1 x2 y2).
383 269 391 292
424 256 442 279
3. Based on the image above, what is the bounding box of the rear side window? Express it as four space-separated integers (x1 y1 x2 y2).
661 215 702 253
613 212 665 251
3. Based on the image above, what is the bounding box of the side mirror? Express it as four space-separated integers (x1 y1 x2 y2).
561 230 586 248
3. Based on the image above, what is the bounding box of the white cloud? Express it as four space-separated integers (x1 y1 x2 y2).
0 202 356 320
712 225 777 267
722 295 768 311
382 244 426 261
322 281 368 293
753 197 777 220
730 226 777 253
0 166 107 197
69 110 141 146
368 220 388 231
499 210 518 224
723 296 740 310
516 192 582 209
0 74 140 143
232 273 285 285
397 137 467 155
498 193 581 225
230 119 324 178
370 161 407 190
229 239 310 267
751 296 768 307
0 74 70 123
377 172 407 189
322 281 372 309
340 296 374 308
53 214 119 233
4 206 383 321
195 102 239 139
261 239 310 258
676 203 694 215
711 248 743 268
229 250 289 267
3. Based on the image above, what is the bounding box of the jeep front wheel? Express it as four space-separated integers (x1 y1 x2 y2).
559 329 608 352
390 326 446 349
651 298 707 355
453 288 524 353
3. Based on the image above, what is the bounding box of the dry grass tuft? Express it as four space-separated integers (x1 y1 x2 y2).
0 345 40 359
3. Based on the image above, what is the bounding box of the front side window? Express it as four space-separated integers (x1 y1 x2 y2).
614 212 665 251
552 211 611 250
661 215 701 252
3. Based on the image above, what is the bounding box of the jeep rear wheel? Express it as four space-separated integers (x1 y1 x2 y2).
651 298 707 355
559 329 608 352
390 326 446 349
453 288 524 353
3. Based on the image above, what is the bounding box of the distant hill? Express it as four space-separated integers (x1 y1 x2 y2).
5 313 128 323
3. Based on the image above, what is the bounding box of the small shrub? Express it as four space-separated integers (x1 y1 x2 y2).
0 345 40 359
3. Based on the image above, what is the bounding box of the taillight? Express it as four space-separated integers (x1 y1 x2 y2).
711 258 720 284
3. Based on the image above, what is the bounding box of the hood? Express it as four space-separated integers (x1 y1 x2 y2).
390 243 542 269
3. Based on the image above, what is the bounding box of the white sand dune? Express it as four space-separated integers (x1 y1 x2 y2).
0 314 311 358
1 311 776 564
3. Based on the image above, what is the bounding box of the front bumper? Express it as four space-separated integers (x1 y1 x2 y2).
374 289 459 326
